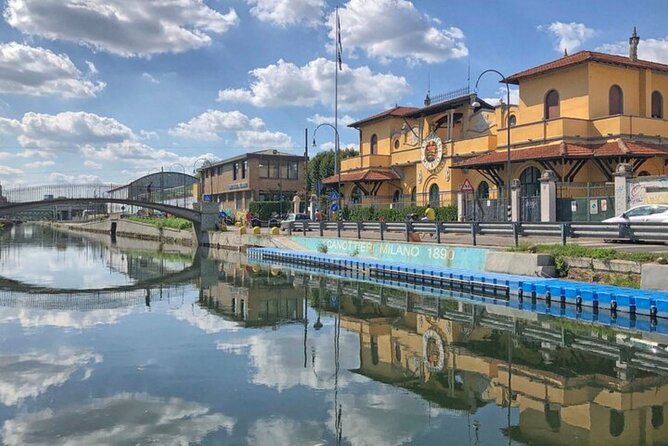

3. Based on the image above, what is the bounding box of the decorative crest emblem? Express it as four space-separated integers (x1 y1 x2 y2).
421 133 443 171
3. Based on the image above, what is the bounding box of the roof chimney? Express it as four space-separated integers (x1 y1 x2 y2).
629 26 640 61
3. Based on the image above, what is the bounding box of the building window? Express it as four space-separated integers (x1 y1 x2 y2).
410 186 417 205
242 160 247 179
279 160 288 179
609 410 625 437
429 184 440 206
544 90 560 119
652 406 664 430
259 161 269 178
609 85 624 115
477 181 489 199
288 160 299 179
216 167 221 176
269 160 279 179
351 186 362 204
508 115 517 127
233 162 239 180
652 91 664 119
520 166 541 196
392 190 401 203
393 139 400 150
370 134 378 155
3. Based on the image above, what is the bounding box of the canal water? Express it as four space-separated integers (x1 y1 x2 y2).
1 224 667 445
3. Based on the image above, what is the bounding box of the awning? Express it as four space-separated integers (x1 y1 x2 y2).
322 168 400 184
453 139 668 169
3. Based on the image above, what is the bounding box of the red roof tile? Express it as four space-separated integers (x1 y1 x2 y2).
453 140 668 168
322 168 400 184
505 51 668 84
348 106 419 128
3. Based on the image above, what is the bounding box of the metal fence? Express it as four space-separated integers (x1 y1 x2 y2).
557 182 615 222
286 220 668 247
462 187 508 222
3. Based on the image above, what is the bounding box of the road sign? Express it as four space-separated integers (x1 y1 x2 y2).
459 179 474 192
331 203 339 212
329 191 340 201
203 194 212 202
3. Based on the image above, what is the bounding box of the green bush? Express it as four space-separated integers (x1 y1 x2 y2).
249 201 291 221
342 205 457 222
127 216 192 230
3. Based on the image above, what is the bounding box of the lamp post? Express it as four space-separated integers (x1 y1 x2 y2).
170 163 187 208
471 69 512 221
312 123 340 217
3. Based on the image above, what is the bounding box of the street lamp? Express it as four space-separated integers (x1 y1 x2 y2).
471 69 512 221
312 123 341 217
170 163 187 208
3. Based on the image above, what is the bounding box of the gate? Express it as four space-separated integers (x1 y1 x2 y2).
520 196 541 222
463 187 508 222
556 182 615 222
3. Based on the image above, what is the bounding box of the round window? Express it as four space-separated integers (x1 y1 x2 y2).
394 139 400 150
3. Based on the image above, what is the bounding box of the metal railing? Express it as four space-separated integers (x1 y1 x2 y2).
286 220 668 246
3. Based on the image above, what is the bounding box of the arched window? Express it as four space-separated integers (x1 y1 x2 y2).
392 190 401 202
609 410 625 437
609 85 624 115
370 134 378 155
508 114 517 127
544 404 561 432
652 91 664 119
520 166 541 197
429 184 440 206
477 181 490 199
638 170 651 177
545 90 560 119
410 186 417 205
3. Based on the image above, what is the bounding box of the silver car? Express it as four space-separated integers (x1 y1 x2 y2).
602 204 668 223
280 213 311 231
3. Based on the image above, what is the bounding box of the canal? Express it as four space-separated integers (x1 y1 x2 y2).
1 224 667 445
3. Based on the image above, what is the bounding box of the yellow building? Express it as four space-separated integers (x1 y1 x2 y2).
327 29 668 219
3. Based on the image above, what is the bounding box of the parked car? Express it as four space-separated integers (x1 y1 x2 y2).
280 213 311 231
602 204 668 223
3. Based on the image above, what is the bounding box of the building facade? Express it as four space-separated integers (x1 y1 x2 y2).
197 149 306 213
328 29 668 220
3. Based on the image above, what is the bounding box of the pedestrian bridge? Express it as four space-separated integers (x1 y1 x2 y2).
0 183 220 238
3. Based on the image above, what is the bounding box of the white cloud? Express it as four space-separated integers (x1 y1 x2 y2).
247 418 324 445
597 36 668 64
4 0 239 57
48 172 101 184
218 58 409 111
85 60 97 75
539 21 595 54
83 160 102 170
0 165 23 176
247 0 325 26
329 0 467 64
0 42 104 98
0 306 133 329
1 392 235 446
141 72 159 84
308 113 356 126
169 110 265 141
23 160 55 169
235 130 292 148
482 86 519 106
0 349 102 407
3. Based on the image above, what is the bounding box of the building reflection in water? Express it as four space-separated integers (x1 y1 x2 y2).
227 269 668 446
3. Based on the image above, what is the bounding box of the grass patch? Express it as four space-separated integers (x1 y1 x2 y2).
509 243 667 263
126 216 192 230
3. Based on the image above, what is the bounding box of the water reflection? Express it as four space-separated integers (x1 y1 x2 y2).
2 225 668 444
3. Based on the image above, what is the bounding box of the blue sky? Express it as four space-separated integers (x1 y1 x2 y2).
0 0 667 186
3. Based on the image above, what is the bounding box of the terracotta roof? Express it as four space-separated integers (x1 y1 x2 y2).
322 168 400 184
453 140 668 168
348 106 419 128
505 51 668 84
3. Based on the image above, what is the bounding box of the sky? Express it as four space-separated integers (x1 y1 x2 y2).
0 0 668 186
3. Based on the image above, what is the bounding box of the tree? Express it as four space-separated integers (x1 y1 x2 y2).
306 148 358 194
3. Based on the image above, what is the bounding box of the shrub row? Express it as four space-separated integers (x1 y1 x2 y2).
126 216 192 230
248 201 291 221
340 205 457 222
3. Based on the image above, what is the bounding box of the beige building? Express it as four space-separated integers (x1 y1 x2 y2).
197 149 306 213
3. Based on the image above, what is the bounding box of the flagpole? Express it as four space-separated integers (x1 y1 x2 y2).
335 6 341 215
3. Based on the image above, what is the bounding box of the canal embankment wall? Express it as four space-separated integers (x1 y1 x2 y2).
48 219 668 291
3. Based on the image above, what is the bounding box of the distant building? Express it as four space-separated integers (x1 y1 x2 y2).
197 149 306 212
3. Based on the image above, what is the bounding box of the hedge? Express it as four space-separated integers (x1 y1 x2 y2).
248 201 291 221
126 216 192 230
340 205 457 222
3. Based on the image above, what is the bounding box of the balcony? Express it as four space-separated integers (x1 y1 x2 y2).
340 154 392 172
496 115 668 148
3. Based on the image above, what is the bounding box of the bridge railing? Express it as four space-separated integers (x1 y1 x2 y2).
0 184 122 204
286 220 668 246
